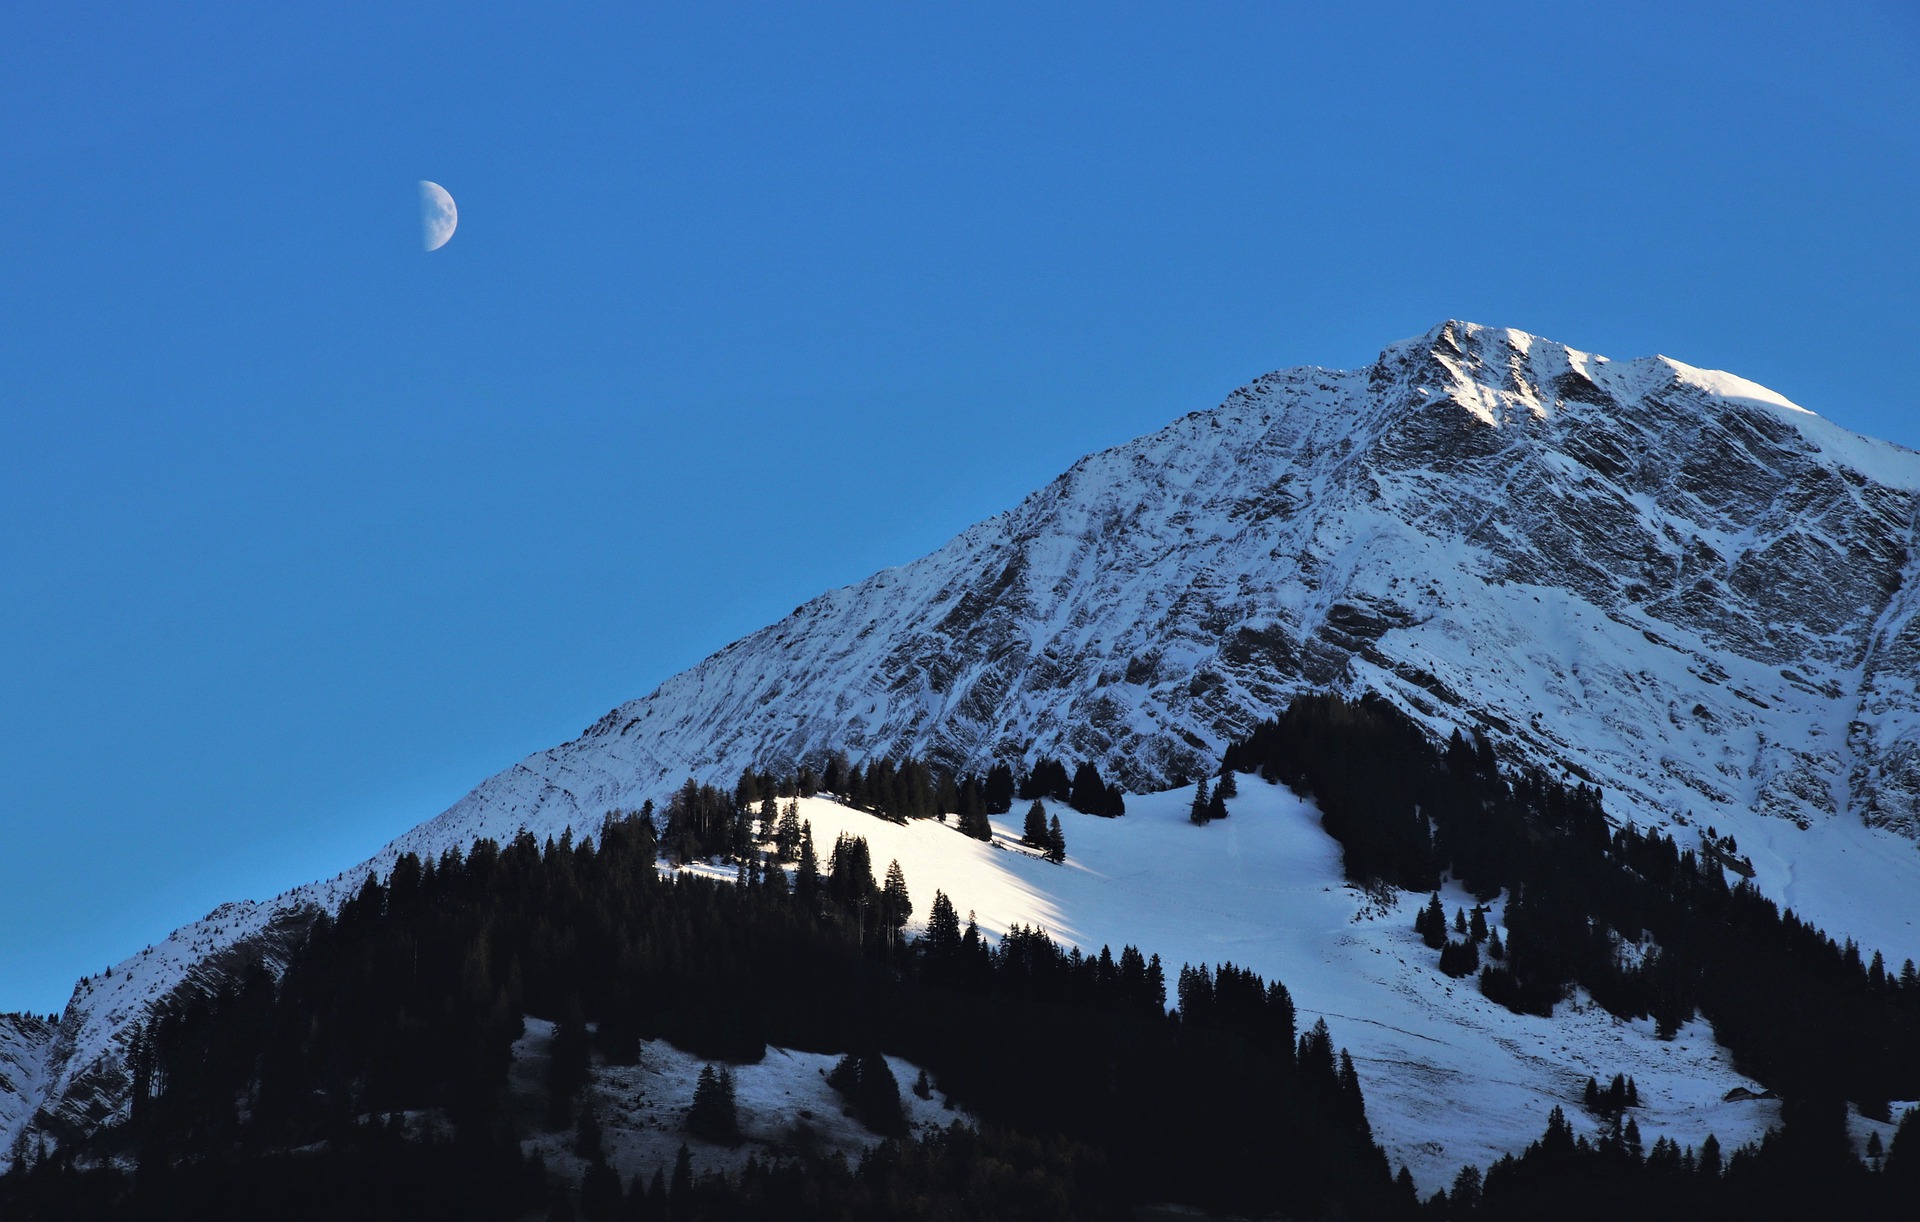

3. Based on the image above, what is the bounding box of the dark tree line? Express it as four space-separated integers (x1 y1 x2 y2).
1423 1096 1920 1220
672 753 1114 857
1224 693 1920 1120
5 806 1398 1221
1020 758 1125 817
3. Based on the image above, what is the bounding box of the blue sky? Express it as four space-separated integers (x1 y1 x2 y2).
2 2 1916 1013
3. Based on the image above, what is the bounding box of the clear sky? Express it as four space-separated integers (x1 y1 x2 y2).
2 2 1916 1014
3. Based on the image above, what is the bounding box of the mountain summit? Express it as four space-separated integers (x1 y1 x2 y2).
10 320 1920 1163
411 320 1920 849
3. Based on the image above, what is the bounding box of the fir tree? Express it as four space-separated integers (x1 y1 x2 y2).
1216 765 1238 799
1449 1165 1481 1214
956 786 994 841
669 1144 693 1203
794 823 820 909
580 1154 622 1221
1438 938 1479 978
827 1049 906 1136
983 763 1016 814
1068 762 1107 815
926 891 961 959
1189 777 1212 826
1205 785 1228 822
1147 953 1168 1012
775 800 802 861
882 859 912 933
1022 800 1049 848
1698 1133 1722 1180
688 1064 739 1144
1046 814 1067 863
1418 893 1447 949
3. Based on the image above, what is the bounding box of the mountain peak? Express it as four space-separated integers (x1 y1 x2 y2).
14 322 1920 1172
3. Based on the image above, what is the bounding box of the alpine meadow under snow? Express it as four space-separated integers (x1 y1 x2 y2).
8 321 1920 1190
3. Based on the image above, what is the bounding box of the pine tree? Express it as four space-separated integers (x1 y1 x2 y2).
1449 1166 1481 1213
688 1063 739 1144
1206 785 1227 822
827 1049 906 1136
983 763 1016 814
794 823 820 908
1698 1133 1722 1180
1045 814 1066 863
957 785 994 841
1438 938 1479 978
669 1144 693 1203
856 1049 906 1136
1216 764 1238 799
1469 905 1489 943
775 800 802 861
1189 777 1212 826
1419 893 1447 949
1022 800 1049 848
580 1155 622 1221
926 891 961 958
1069 762 1107 815
882 859 912 932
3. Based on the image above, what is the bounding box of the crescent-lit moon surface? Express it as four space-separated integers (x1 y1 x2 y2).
419 180 457 251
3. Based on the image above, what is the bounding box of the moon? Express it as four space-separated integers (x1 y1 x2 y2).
419 180 457 251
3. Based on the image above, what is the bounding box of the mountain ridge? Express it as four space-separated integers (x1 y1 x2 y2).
10 319 1920 1167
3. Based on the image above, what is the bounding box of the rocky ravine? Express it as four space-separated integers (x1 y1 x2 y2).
9 320 1920 1165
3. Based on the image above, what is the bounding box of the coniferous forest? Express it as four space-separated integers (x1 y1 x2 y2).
7 724 1920 1220
1223 693 1920 1216
0 786 1390 1220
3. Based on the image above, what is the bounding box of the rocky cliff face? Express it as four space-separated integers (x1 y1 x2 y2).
9 320 1920 1166
399 320 1920 846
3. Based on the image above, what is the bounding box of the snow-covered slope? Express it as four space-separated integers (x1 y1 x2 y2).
10 320 1920 1171
378 320 1920 945
0 1014 55 1161
498 791 1908 1189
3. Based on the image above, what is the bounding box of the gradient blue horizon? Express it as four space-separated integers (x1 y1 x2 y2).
3 2 1916 1014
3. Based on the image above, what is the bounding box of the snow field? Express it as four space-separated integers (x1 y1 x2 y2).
768 786 1799 1191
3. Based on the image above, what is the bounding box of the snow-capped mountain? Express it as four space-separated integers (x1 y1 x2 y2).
387 318 1920 951
10 320 1920 1172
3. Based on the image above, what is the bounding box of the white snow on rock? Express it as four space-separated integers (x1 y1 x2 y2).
10 320 1920 1179
509 1018 963 1189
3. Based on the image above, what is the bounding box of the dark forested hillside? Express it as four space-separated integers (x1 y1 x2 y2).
2 804 1395 1221
1226 694 1920 1128
10 716 1920 1220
